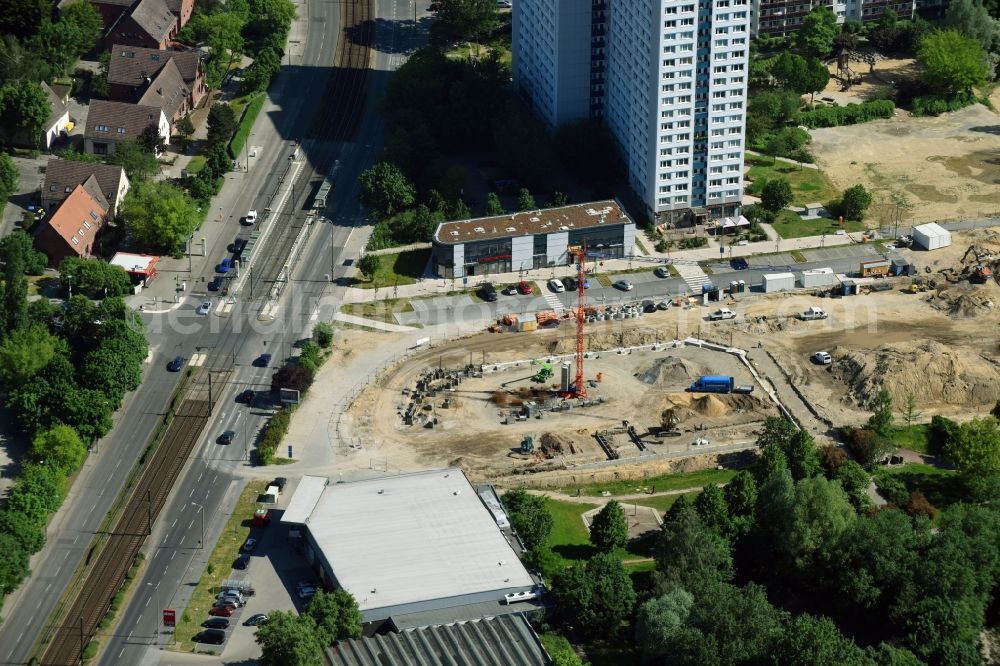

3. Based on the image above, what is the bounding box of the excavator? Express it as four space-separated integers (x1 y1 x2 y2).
659 408 682 437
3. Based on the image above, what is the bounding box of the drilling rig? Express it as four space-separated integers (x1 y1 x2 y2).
563 246 589 398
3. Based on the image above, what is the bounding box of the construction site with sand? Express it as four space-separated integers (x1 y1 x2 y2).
329 228 1000 487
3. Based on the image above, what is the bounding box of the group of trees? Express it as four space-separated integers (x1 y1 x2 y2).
255 589 361 665
0 232 148 606
0 1 102 147
508 411 1000 664
178 0 295 93
182 102 240 207
58 256 132 298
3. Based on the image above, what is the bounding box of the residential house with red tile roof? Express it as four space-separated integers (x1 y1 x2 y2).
106 0 177 49
34 183 109 264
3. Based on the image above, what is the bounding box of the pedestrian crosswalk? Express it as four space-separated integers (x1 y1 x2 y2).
541 289 565 312
672 263 712 293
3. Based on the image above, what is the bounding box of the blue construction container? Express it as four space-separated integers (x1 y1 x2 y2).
689 375 735 393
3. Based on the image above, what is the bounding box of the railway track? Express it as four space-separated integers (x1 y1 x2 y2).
37 2 375 663
41 399 211 666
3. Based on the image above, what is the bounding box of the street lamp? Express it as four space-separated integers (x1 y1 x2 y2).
190 501 204 549
147 582 158 645
245 132 255 175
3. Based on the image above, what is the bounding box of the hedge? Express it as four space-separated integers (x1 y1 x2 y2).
257 405 294 465
798 100 895 128
910 91 978 117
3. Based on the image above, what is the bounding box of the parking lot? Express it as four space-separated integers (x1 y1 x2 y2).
187 479 321 659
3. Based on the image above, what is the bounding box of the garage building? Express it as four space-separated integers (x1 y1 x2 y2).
431 200 636 278
281 469 539 627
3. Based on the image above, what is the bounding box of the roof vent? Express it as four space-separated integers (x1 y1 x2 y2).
559 225 570 231
378 489 384 495
506 227 516 232
450 230 459 236
453 490 461 496
473 226 485 233
529 217 540 223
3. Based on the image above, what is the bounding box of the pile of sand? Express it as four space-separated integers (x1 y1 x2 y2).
830 339 1000 408
662 392 729 417
692 394 729 417
739 317 802 336
636 357 700 386
550 328 664 354
540 432 571 455
947 292 995 318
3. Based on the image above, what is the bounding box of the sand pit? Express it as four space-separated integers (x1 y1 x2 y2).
831 339 1000 409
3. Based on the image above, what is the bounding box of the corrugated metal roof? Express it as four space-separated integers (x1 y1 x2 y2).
327 614 551 666
280 475 328 524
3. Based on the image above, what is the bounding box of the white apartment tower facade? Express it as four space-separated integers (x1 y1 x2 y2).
513 0 749 224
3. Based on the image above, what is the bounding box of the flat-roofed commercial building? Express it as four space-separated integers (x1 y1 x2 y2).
281 469 538 626
431 200 635 278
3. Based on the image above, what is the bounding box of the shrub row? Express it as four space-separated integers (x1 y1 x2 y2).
257 406 293 466
910 91 979 117
798 100 895 128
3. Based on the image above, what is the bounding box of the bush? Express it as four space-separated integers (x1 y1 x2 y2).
257 405 294 465
872 470 909 506
910 91 979 117
314 322 333 348
679 237 708 249
798 100 895 128
904 490 937 520
845 427 895 468
928 415 960 456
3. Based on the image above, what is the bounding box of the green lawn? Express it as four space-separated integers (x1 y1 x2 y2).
355 249 430 289
745 156 839 207
185 155 206 175
633 491 699 514
772 209 866 239
340 299 415 323
228 93 266 161
888 424 931 454
885 464 963 508
543 498 654 569
552 468 736 498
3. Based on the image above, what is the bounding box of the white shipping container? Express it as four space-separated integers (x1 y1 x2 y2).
763 272 796 293
912 222 951 251
800 267 837 288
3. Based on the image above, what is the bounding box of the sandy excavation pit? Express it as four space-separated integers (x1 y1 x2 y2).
350 341 777 480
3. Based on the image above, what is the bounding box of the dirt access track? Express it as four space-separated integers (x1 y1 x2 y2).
340 256 1000 486
808 58 1000 225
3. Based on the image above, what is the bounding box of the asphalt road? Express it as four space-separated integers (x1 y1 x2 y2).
96 0 425 663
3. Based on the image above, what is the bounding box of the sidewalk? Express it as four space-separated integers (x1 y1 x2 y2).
338 230 862 304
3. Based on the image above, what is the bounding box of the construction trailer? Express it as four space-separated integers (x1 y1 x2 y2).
912 223 952 251
763 272 796 293
859 259 891 278
800 267 837 288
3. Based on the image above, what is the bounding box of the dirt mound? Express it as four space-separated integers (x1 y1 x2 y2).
830 339 1000 408
947 292 995 318
725 393 769 413
540 432 571 455
739 317 802 336
550 328 663 354
636 357 700 386
692 394 729 417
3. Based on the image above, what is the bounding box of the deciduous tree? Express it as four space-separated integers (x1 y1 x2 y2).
693 484 731 536
0 81 49 147
485 192 504 215
945 417 1000 478
106 140 160 181
503 489 554 550
553 552 636 638
773 613 875 666
918 29 989 95
786 476 857 573
655 504 733 588
358 162 415 217
943 0 1000 52
430 0 500 44
589 500 629 552
797 6 839 58
30 424 87 476
306 589 362 646
120 181 200 253
867 387 894 435
516 188 536 211
841 184 873 221
356 254 379 282
0 152 18 203
761 179 793 212
634 587 694 662
0 323 60 385
255 610 324 666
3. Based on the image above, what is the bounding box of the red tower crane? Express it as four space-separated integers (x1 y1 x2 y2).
566 245 588 398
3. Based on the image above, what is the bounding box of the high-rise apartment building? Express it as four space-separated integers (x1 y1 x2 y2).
513 0 749 225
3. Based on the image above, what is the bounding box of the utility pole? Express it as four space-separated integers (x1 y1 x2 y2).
208 372 213 414
79 617 84 666
187 234 193 273
146 490 152 536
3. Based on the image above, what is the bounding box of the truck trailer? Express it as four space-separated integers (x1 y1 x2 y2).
689 375 735 393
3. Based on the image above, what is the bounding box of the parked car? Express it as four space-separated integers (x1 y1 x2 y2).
479 282 498 302
197 300 212 315
208 276 224 291
202 617 230 629
517 281 533 295
298 586 316 599
209 606 234 617
231 237 248 256
236 389 254 404
244 613 269 626
272 477 287 492
216 257 233 273
657 299 671 310
730 257 749 270
217 431 234 445
654 266 670 278
693 438 711 446
708 307 736 321
497 0 512 6
642 299 657 313
254 353 272 367
562 276 577 290
167 355 185 372
195 628 227 644
234 554 251 570
243 210 258 226
548 278 565 293
812 351 833 365
613 279 634 291
217 589 244 602
243 537 257 552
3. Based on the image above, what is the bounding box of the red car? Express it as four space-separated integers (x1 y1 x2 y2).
517 281 533 295
209 605 234 617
